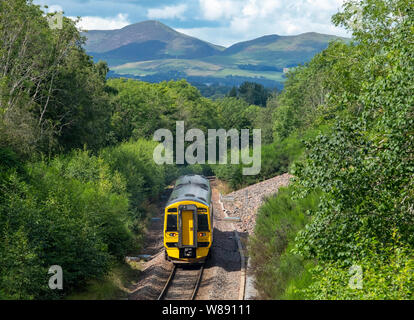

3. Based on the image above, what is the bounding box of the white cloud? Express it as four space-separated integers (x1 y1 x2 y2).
46 4 63 13
199 0 242 20
189 0 349 46
69 13 131 30
176 27 234 47
147 4 188 20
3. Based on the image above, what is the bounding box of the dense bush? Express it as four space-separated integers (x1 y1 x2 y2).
293 0 414 261
0 140 174 299
101 139 167 205
299 233 414 300
0 153 117 298
249 186 320 299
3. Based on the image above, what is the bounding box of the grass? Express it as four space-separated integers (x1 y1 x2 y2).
249 186 320 299
66 261 142 300
112 58 285 82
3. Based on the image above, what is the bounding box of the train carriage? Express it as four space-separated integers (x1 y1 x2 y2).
163 175 213 264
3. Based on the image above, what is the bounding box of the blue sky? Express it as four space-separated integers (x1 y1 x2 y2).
34 0 349 46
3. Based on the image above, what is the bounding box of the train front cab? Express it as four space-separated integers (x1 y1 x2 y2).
164 201 212 263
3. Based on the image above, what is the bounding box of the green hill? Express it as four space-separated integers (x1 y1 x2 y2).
215 32 348 67
83 21 348 88
84 20 224 64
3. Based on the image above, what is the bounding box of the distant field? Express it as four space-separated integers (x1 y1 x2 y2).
112 59 222 75
112 58 285 82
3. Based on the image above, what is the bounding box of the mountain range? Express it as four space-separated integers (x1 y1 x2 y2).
83 20 348 89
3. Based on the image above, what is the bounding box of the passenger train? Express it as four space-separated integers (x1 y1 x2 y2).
163 175 213 264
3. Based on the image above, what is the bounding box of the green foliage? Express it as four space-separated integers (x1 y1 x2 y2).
0 142 171 299
237 82 271 107
0 227 46 299
249 186 320 299
66 261 141 300
228 86 238 98
252 0 414 300
100 139 167 207
51 52 112 152
0 168 111 298
215 97 255 131
195 83 233 99
213 125 327 189
271 40 362 142
300 233 414 300
0 0 112 156
293 0 414 262
0 147 24 183
107 78 219 143
177 163 212 177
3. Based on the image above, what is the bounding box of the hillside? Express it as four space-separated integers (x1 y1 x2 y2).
84 21 347 88
214 32 347 68
84 20 224 65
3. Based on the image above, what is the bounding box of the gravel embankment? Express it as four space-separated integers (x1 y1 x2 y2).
221 173 293 235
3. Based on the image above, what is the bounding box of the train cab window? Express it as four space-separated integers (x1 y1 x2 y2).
197 214 209 232
166 214 178 231
195 183 208 191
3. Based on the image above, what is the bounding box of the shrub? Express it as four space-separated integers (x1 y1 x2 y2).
100 139 166 207
299 232 414 300
0 149 140 298
249 186 320 299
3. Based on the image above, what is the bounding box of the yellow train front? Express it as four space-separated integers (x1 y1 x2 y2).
163 175 213 264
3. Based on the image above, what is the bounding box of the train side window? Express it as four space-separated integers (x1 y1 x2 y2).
166 214 178 231
198 214 209 232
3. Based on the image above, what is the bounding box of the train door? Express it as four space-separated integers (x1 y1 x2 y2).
178 204 198 258
181 210 194 246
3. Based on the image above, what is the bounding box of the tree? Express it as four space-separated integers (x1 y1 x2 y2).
238 82 270 107
294 0 414 261
107 78 220 142
228 86 237 97
271 40 364 142
0 0 112 156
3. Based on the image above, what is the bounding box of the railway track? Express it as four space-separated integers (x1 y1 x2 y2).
158 264 204 300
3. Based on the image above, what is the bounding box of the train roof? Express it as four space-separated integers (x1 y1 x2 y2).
166 175 211 206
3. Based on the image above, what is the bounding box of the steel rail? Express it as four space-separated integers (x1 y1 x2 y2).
158 264 204 300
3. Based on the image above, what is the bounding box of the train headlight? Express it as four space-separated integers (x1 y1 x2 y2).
199 233 207 237
169 233 177 237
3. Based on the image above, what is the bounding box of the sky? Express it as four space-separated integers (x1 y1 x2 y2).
34 0 349 47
